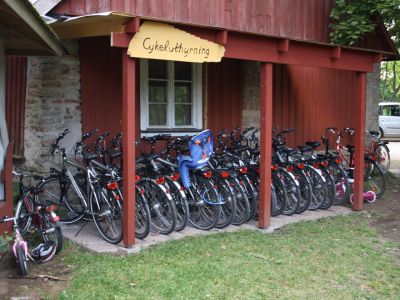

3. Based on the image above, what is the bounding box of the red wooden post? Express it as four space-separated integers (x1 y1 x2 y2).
353 72 367 211
122 54 136 247
259 63 273 228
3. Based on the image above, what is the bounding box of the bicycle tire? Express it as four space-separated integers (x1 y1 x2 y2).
328 163 350 205
16 245 28 276
36 175 86 224
187 173 221 230
41 218 64 254
165 177 188 232
215 178 236 229
279 168 301 216
140 179 176 235
239 175 258 221
293 169 312 214
364 160 386 198
319 167 335 210
374 143 390 174
271 172 287 216
90 187 123 244
306 166 327 210
135 188 151 239
230 178 251 225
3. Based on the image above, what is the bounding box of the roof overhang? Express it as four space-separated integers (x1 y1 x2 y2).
0 0 64 56
50 12 395 72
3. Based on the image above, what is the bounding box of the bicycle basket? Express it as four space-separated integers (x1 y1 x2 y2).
189 129 213 163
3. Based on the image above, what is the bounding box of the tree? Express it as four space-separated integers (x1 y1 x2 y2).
330 0 400 102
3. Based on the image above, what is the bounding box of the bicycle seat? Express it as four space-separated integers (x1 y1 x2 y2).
346 144 355 153
83 151 98 161
298 145 312 153
280 147 298 156
369 131 380 138
305 141 320 149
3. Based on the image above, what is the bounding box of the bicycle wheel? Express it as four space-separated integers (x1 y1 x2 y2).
90 187 123 244
306 166 327 210
230 178 251 225
135 188 151 239
140 179 176 235
374 144 390 174
239 175 258 221
328 163 350 205
279 168 301 216
187 173 221 230
215 178 236 229
364 160 386 198
41 216 64 254
271 172 287 217
16 245 28 276
293 169 312 214
14 197 33 235
319 167 335 210
165 177 188 232
36 175 86 224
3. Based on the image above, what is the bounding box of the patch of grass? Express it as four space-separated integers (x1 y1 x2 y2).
59 215 400 300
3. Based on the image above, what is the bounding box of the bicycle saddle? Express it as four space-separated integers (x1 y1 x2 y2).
305 141 320 149
280 147 298 156
298 145 312 153
369 131 380 138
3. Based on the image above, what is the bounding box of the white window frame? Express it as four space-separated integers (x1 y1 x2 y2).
140 59 203 132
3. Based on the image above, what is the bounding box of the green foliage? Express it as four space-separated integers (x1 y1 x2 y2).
381 61 400 101
330 0 400 47
0 233 12 254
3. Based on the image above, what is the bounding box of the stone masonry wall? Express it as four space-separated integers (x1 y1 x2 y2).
21 41 81 173
365 63 381 145
241 61 260 128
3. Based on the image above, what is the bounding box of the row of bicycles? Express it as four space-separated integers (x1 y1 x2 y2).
30 125 388 246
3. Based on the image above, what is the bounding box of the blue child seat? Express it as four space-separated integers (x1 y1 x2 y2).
178 129 214 188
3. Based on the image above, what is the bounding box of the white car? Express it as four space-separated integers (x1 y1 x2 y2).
379 102 400 138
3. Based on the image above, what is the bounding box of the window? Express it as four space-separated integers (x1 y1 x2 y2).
140 59 202 132
381 105 400 116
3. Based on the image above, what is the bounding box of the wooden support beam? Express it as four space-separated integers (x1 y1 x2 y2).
0 140 14 234
277 39 289 53
258 63 273 228
373 53 383 63
122 55 136 247
353 72 367 211
111 32 133 48
125 17 140 33
330 46 341 59
216 30 228 45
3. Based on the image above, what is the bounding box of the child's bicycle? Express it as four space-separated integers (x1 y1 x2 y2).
0 214 57 276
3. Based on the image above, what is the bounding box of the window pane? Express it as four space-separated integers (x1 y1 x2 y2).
175 104 192 126
175 82 192 104
175 62 191 80
149 60 167 79
149 80 167 103
149 104 168 126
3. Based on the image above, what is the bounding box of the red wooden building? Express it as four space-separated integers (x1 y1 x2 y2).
5 1 398 245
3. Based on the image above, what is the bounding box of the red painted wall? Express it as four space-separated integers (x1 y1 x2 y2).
206 59 243 135
273 64 356 148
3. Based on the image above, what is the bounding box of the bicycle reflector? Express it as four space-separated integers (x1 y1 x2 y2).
297 163 305 170
239 167 248 174
313 162 319 169
203 170 212 179
155 176 165 184
170 173 180 181
135 175 141 182
106 182 118 190
220 171 230 178
46 204 57 213
321 161 328 167
286 165 294 172
271 165 278 171
335 157 342 164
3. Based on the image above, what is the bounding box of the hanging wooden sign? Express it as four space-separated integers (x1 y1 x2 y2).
127 21 225 63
